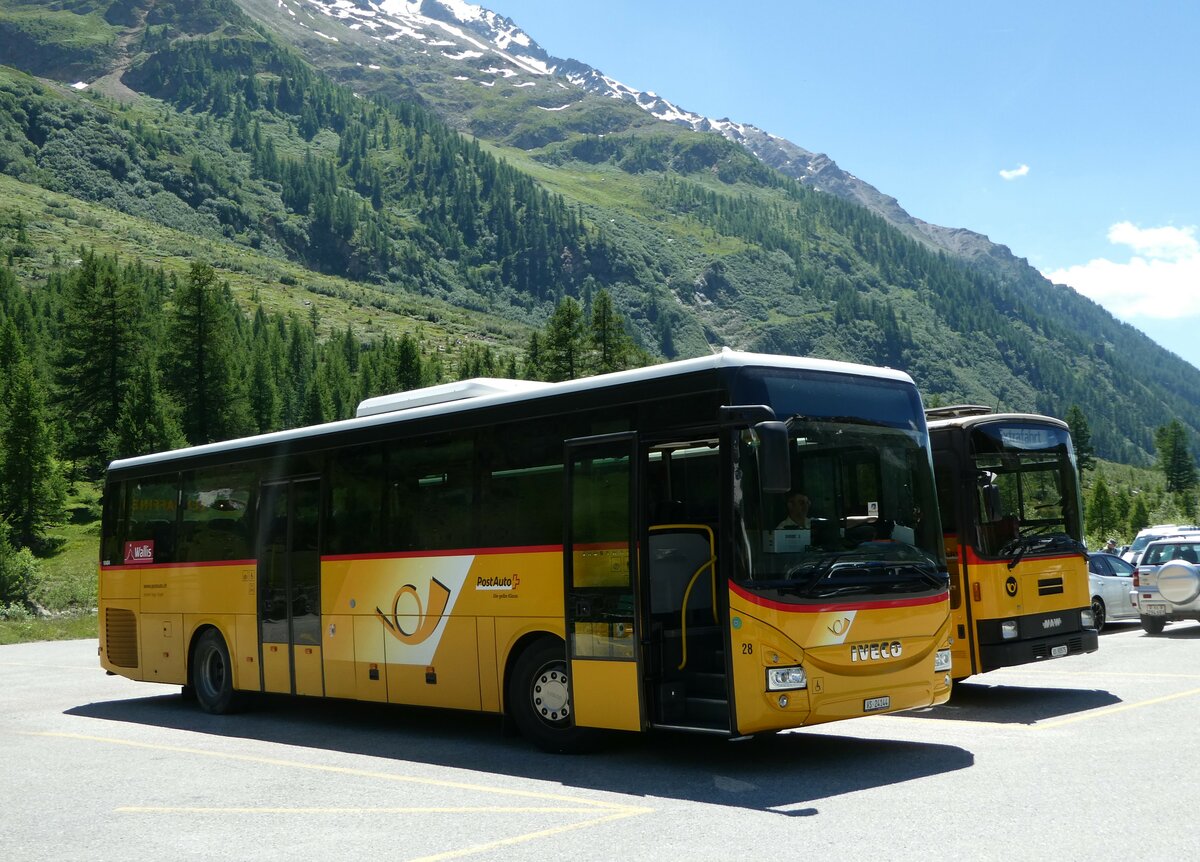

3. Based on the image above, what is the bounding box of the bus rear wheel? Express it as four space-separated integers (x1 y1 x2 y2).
508 638 596 754
191 629 241 714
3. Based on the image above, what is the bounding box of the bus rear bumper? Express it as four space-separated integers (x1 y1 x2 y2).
979 629 1098 673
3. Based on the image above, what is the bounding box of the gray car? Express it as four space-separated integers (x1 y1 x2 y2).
1132 538 1200 634
1088 552 1138 631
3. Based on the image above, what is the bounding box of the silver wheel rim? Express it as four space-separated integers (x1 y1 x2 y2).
198 645 225 702
530 661 571 725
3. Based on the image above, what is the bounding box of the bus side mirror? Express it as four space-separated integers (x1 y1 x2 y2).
756 420 790 494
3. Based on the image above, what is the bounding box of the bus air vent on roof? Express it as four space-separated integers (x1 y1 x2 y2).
924 404 994 420
355 378 551 418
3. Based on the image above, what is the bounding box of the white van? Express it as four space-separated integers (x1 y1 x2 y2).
1123 524 1200 566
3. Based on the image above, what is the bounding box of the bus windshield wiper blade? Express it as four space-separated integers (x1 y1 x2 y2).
784 414 888 429
1001 533 1087 569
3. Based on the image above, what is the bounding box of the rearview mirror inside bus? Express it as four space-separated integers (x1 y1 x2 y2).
756 419 790 494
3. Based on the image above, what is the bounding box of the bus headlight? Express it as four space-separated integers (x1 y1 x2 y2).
934 649 952 672
1080 608 1096 629
1000 620 1019 640
766 666 807 691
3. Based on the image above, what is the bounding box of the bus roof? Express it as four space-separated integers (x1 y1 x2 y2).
107 348 915 475
925 411 1069 433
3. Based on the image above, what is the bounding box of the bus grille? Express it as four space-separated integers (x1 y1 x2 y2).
105 608 139 668
1038 577 1064 596
1032 637 1085 659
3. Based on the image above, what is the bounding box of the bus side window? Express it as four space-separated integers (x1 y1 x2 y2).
328 445 385 555
127 474 180 565
100 482 127 566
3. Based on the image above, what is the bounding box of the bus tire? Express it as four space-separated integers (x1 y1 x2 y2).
191 628 242 715
1140 615 1166 635
507 638 596 754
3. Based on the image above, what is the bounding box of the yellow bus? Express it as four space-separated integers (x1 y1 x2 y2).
926 406 1097 680
99 350 953 751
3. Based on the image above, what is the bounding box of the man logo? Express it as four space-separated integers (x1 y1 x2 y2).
377 578 451 645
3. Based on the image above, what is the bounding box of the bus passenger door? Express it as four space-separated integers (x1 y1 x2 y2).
564 434 643 732
257 477 323 697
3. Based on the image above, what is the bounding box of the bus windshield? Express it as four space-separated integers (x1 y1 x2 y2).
969 421 1083 558
731 370 946 600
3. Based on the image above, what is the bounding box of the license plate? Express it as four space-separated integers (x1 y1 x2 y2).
863 696 891 712
1145 604 1168 616
1051 644 1069 658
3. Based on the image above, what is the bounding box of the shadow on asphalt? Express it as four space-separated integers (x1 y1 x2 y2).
901 681 1121 725
67 691 973 816
1101 619 1200 639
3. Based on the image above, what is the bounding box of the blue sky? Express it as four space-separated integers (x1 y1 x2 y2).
491 0 1200 369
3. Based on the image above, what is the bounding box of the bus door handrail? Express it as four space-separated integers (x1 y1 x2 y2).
677 555 718 670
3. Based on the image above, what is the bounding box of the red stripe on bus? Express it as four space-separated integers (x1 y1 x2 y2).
102 558 256 572
729 581 947 614
322 545 563 562
961 546 1082 567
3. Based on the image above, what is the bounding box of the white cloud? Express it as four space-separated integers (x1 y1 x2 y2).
999 164 1030 180
1044 222 1200 319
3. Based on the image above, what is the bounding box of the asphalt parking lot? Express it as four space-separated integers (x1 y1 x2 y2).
3 620 1198 861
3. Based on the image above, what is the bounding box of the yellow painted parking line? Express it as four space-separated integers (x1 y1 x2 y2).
992 669 1200 680
118 806 609 814
406 808 651 862
30 731 653 861
1033 686 1200 730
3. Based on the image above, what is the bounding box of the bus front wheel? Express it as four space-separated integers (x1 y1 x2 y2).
507 638 596 754
191 629 242 714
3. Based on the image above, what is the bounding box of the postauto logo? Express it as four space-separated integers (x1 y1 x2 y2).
376 578 451 646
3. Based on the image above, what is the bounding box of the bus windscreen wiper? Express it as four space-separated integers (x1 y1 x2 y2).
1000 533 1088 570
786 558 946 595
784 414 887 429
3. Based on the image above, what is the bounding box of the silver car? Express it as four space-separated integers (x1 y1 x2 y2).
1087 552 1138 630
1132 538 1200 634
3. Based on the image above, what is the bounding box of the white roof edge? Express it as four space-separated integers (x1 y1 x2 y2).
926 412 1069 431
356 377 551 417
108 350 916 473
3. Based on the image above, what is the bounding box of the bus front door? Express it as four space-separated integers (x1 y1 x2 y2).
564 434 643 732
257 477 323 697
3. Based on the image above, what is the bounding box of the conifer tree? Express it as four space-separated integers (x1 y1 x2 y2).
112 356 185 459
1155 419 1197 493
1129 496 1151 536
1085 476 1116 541
165 262 251 444
588 289 633 375
55 253 144 473
0 353 66 548
248 339 282 434
1064 405 1095 475
543 296 585 382
395 334 423 392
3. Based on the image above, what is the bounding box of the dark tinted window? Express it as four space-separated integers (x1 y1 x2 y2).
327 444 386 554
1108 556 1134 576
389 434 476 551
480 422 567 548
100 482 125 566
1145 542 1200 565
126 475 179 565
177 467 255 562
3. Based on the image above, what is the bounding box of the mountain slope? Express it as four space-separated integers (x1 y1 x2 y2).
0 0 1197 467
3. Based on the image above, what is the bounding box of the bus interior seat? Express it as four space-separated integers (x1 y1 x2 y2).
648 530 714 616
